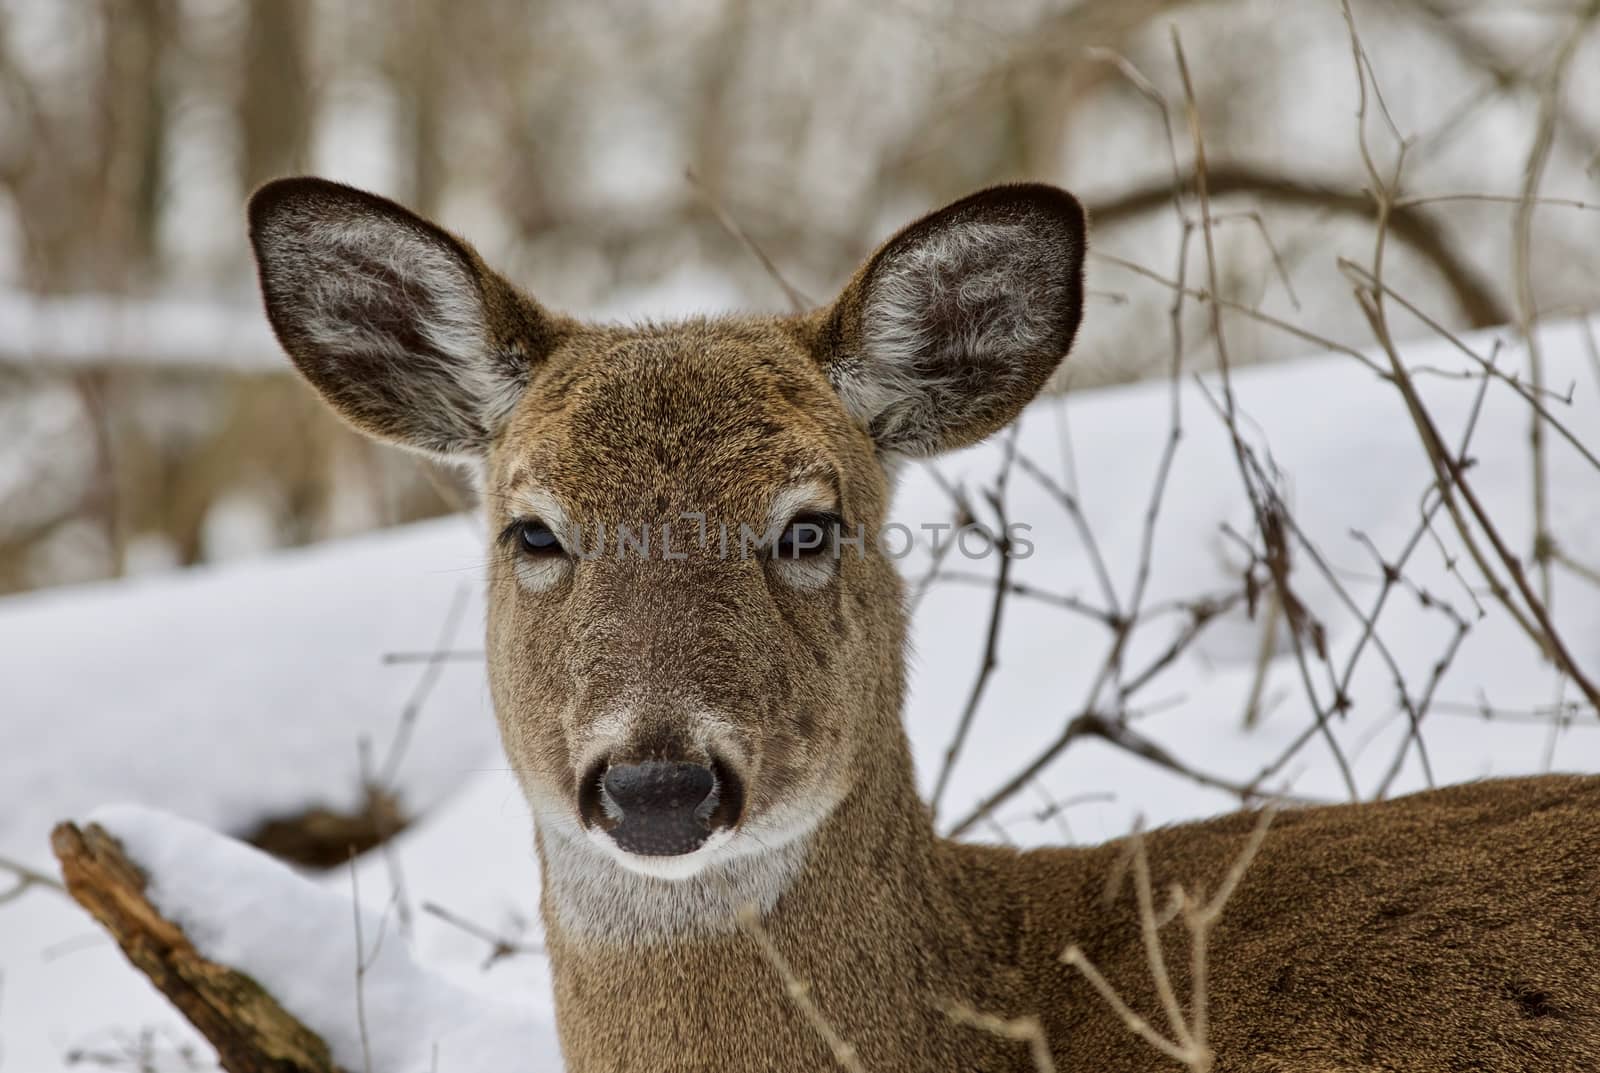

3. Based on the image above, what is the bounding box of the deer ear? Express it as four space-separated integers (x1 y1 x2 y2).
820 184 1087 458
248 177 559 459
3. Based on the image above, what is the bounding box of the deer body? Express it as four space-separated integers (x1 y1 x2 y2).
249 177 1600 1071
545 765 1600 1072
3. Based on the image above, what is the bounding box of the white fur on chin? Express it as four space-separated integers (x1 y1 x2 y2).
533 790 843 943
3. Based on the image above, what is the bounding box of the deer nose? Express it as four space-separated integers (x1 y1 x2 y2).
596 760 722 856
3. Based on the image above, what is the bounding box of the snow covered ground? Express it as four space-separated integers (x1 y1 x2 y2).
3 316 1598 1071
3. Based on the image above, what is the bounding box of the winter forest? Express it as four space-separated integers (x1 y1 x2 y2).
4 1 1600 1070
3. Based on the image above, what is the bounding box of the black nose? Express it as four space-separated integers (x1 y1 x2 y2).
598 761 720 856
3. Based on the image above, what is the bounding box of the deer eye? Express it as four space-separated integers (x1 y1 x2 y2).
509 519 564 557
774 512 841 559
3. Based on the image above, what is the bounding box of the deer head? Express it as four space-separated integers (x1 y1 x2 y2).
249 178 1085 926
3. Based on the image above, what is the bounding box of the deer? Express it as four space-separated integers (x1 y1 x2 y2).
248 176 1600 1072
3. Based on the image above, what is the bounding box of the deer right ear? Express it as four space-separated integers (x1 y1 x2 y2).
248 177 559 460
819 184 1087 459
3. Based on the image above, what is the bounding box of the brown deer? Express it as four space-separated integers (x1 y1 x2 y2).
249 177 1600 1072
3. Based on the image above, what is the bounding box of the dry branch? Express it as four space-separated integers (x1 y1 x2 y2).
50 821 343 1073
1087 163 1509 329
948 710 1311 839
420 900 545 970
687 167 812 314
1062 808 1275 1073
1512 4 1600 610
736 905 865 1073
0 852 65 905
1353 288 1600 712
931 434 1021 818
935 999 1057 1073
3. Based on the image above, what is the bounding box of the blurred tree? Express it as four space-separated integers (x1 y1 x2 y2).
239 0 310 189
94 0 168 292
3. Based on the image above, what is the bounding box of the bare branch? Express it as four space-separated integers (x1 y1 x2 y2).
0 853 66 906
736 907 865 1073
421 901 545 970
1088 165 1509 328
687 168 812 314
935 999 1057 1073
377 583 472 791
1511 5 1600 609
932 433 1021 818
51 823 339 1073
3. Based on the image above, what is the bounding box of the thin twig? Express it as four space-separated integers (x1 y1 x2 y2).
1339 261 1600 473
0 854 66 905
421 901 545 970
1354 289 1600 712
381 650 484 665
687 168 811 314
1395 192 1600 212
736 906 865 1073
1512 5 1600 610
350 858 375 1073
928 571 1114 624
1088 166 1507 327
1014 451 1121 619
1059 946 1189 1064
935 1000 1057 1073
1176 23 1358 800
377 584 471 790
932 433 1021 818
1130 832 1191 1051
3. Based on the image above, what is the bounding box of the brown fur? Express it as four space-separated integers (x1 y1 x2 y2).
249 177 1600 1071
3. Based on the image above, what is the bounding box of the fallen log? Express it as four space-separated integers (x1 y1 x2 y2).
50 821 343 1073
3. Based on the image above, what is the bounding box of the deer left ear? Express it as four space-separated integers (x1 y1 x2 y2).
819 184 1087 458
248 177 562 460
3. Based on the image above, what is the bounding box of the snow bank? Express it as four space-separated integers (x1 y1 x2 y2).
0 515 499 867
93 804 559 1072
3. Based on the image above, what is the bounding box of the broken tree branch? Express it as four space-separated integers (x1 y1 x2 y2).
50 821 342 1073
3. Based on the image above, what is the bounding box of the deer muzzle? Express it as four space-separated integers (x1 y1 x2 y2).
581 757 745 856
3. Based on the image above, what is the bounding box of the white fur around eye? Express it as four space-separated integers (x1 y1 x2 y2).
504 487 579 593
512 553 573 594
769 554 837 591
765 479 843 591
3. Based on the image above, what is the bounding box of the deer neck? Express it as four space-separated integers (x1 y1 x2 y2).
535 708 1015 1067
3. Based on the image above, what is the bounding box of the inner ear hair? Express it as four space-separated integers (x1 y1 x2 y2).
820 183 1087 459
248 177 563 460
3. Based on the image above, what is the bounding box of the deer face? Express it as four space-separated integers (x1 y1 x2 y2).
248 179 1085 888
476 319 900 880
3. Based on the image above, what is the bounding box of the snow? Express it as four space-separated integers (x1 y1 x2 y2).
0 514 508 1073
0 514 498 869
93 805 559 1073
907 318 1600 842
3 315 1599 1071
